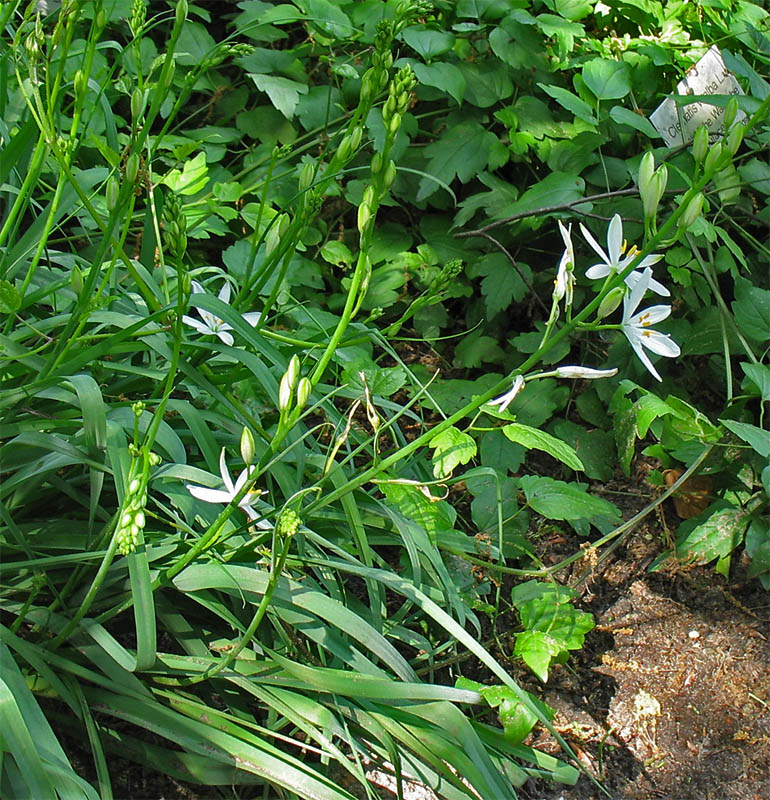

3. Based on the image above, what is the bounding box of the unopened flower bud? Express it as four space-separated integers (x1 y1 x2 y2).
131 88 146 122
553 366 619 380
297 161 314 192
725 122 744 156
643 166 667 220
724 97 739 131
125 153 140 185
106 175 119 211
387 112 401 136
678 192 704 230
295 377 311 411
703 142 725 175
286 354 300 390
70 265 83 295
357 202 372 234
692 125 709 164
638 151 655 198
148 452 162 466
279 372 292 412
349 126 362 151
176 0 188 26
596 286 625 319
383 160 397 189
371 152 383 175
336 133 352 162
240 427 256 465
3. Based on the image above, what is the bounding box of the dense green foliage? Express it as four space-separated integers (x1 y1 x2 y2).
1 0 768 798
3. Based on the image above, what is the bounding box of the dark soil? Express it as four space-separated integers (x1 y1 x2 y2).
519 524 770 800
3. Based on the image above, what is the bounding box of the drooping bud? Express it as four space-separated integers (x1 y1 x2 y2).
553 366 619 380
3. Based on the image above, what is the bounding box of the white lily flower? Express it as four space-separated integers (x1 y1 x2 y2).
553 221 575 309
553 366 618 379
580 214 669 297
621 268 680 382
182 281 261 346
488 374 525 413
186 448 264 521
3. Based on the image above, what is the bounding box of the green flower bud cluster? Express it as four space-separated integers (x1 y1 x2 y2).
429 258 463 293
130 0 146 37
382 65 416 137
162 192 187 260
116 474 148 556
277 509 301 538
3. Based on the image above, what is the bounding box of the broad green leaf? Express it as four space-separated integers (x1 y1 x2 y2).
160 152 209 195
518 476 620 521
675 505 751 567
175 21 216 65
430 426 477 478
249 74 309 119
538 83 597 124
412 61 466 104
502 423 583 471
741 362 770 401
459 60 514 107
320 240 353 267
745 518 770 587
582 58 631 100
609 105 660 138
380 481 456 545
456 676 552 744
732 277 770 343
719 419 770 458
417 122 502 201
511 581 594 682
543 0 593 20
477 252 531 317
535 14 584 56
304 0 353 39
401 26 455 60
495 172 585 221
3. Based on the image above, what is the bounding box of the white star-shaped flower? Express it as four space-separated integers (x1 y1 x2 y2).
621 268 680 382
186 448 264 521
580 214 669 297
182 281 261 346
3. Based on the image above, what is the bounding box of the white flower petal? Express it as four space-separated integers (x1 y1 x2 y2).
191 281 205 294
216 330 235 346
624 270 670 297
624 267 652 319
186 485 235 504
183 315 214 336
632 304 672 325
580 223 609 264
241 312 262 327
637 329 681 357
218 448 234 493
218 281 231 304
628 338 663 381
606 214 623 263
586 264 611 280
488 375 525 412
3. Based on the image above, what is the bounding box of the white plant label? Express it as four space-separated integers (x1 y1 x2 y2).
649 46 746 147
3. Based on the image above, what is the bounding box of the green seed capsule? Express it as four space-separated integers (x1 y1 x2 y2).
125 153 140 185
